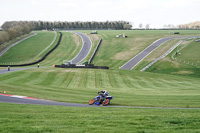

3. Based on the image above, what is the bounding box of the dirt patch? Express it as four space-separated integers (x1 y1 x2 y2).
72 34 81 46
173 70 193 75
113 51 134 60
88 34 99 42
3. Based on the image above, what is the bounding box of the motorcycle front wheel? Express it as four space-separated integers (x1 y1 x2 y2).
89 98 95 105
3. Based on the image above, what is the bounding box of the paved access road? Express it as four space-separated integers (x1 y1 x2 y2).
70 32 92 64
120 37 184 70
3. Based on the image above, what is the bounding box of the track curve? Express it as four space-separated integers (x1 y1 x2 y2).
70 32 92 64
1 94 200 110
120 37 185 70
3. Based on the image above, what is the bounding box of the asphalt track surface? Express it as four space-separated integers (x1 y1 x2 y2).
70 32 92 64
120 37 184 70
1 94 200 109
0 67 36 74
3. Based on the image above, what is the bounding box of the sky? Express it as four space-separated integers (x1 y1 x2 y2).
0 0 200 28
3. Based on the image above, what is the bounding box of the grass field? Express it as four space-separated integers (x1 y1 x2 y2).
78 30 200 69
0 67 200 108
0 103 200 133
39 32 82 66
0 32 34 53
147 39 200 78
134 39 181 71
0 31 57 65
1 30 200 132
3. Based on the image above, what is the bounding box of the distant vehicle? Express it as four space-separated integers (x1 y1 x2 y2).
90 31 98 34
174 32 180 34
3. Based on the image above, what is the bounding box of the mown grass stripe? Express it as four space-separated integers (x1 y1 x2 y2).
101 70 112 89
86 70 95 89
95 70 102 88
0 71 26 82
11 72 41 85
107 71 120 88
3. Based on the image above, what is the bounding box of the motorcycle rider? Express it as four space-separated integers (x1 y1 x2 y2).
98 90 109 105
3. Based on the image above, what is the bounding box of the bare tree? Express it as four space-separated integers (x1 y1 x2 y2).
139 23 143 29
145 24 150 29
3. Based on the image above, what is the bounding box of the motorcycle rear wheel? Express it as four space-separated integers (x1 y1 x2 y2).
89 98 95 105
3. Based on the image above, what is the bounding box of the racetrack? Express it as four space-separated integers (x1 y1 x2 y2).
1 94 200 109
70 32 92 64
0 67 36 74
1 34 199 110
120 37 185 70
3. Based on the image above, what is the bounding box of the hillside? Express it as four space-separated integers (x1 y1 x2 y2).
1 30 200 133
0 31 58 65
147 39 200 78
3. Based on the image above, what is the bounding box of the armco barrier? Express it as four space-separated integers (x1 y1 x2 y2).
55 64 109 70
88 39 102 64
0 32 62 67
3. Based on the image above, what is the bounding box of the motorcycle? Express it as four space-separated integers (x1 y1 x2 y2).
89 94 113 106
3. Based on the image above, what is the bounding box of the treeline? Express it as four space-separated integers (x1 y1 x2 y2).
0 22 33 45
2 21 132 31
0 20 132 45
178 21 200 29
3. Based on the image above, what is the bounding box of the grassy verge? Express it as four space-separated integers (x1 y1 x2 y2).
0 31 57 65
90 30 198 69
0 32 34 53
40 32 82 66
0 103 200 133
0 68 200 108
134 39 180 70
147 39 200 78
84 33 100 63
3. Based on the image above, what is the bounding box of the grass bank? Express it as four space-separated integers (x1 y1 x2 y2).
0 31 57 65
0 68 200 108
147 39 200 78
0 103 200 133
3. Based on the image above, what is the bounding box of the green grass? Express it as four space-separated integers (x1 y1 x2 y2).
0 68 200 108
1 30 200 132
0 31 57 65
175 40 200 63
0 103 200 133
0 32 34 52
134 39 181 71
86 30 200 69
148 39 200 78
39 32 82 66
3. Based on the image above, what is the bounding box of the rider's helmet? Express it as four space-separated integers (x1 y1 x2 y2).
103 90 109 96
